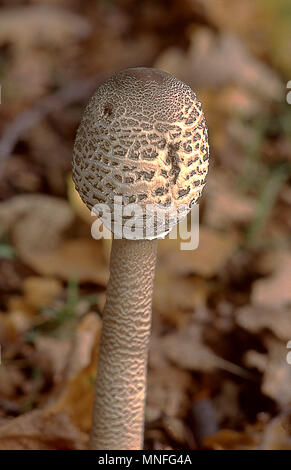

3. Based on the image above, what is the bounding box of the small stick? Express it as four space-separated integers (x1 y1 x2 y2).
0 75 104 175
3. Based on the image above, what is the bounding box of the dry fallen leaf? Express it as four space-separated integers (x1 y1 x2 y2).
30 239 109 285
0 311 24 343
1 305 35 337
162 416 189 446
160 324 246 376
201 0 259 38
0 6 91 101
50 314 102 433
260 412 291 450
33 335 72 386
0 194 74 257
0 194 109 284
23 277 63 310
237 305 291 341
251 251 291 309
205 412 291 450
0 366 25 400
50 366 96 434
65 312 102 380
159 227 239 278
245 337 291 405
204 427 258 450
153 268 209 326
205 171 256 227
155 29 283 101
256 0 291 76
146 364 194 422
0 0 289 452
260 337 291 405
0 409 87 450
244 349 268 374
0 5 91 49
213 381 243 426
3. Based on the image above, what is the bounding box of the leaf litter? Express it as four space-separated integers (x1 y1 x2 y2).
0 0 290 451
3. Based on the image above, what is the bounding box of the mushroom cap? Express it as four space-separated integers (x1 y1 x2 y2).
73 67 209 239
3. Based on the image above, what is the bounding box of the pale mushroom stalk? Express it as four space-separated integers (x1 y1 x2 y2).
90 238 157 450
73 67 209 450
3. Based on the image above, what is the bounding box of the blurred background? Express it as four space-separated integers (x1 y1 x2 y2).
0 0 290 450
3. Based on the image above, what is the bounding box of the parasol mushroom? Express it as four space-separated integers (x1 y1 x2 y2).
72 67 209 449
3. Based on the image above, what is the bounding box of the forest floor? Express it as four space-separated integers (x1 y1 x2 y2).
0 0 290 449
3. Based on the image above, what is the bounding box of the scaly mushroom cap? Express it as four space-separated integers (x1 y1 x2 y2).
73 67 209 239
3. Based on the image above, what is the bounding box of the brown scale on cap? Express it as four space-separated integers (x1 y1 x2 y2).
73 67 209 235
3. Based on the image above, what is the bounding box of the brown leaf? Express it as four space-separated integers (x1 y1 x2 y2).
23 277 63 310
0 195 108 284
160 324 246 376
205 171 256 227
0 194 74 258
146 364 194 422
30 239 109 285
65 313 102 380
0 312 23 343
204 428 258 450
1 306 35 337
244 350 268 373
213 381 243 426
50 315 102 432
159 227 239 278
0 6 91 101
260 337 291 405
245 337 291 405
0 409 87 450
162 416 188 446
0 366 25 400
236 305 291 341
155 29 283 100
0 5 91 49
260 413 291 450
153 268 209 326
252 251 291 309
34 336 72 386
201 0 258 36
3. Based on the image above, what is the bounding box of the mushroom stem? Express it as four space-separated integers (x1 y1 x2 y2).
90 238 158 450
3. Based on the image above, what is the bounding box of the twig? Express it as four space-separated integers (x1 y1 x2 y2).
0 74 104 175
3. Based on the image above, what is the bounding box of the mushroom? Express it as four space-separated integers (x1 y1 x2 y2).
72 67 209 450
